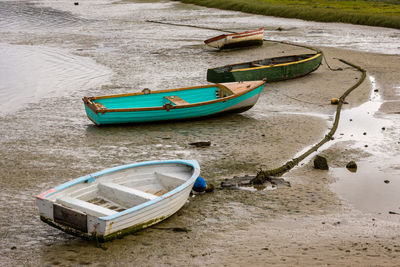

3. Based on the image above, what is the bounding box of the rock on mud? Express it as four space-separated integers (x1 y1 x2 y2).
346 161 357 171
189 141 211 147
314 155 329 170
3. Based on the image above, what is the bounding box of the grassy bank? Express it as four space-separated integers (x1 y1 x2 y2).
175 0 400 29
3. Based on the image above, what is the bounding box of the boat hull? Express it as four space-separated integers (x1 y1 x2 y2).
207 53 323 83
204 28 264 49
83 81 265 125
36 160 200 241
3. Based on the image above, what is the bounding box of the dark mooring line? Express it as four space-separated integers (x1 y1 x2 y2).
146 19 367 180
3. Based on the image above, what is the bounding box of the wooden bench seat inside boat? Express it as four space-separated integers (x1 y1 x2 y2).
164 96 189 105
218 81 260 97
155 172 186 191
98 182 158 207
56 196 118 217
217 84 234 98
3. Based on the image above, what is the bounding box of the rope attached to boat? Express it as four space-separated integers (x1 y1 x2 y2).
254 59 366 179
146 20 342 71
145 20 237 34
145 19 367 180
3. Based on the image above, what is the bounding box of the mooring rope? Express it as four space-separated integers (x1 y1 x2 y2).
256 59 366 178
146 20 343 72
145 20 237 33
145 20 367 180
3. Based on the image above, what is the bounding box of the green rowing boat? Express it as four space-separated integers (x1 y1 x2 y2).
207 52 322 83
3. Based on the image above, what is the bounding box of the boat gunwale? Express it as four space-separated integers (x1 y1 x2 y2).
83 81 266 114
36 159 201 220
204 28 264 44
213 53 322 73
231 31 264 40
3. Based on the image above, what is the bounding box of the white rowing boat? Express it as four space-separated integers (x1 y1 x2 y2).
204 28 264 49
36 160 200 241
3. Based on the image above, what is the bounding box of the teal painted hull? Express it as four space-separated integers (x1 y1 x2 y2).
83 81 265 125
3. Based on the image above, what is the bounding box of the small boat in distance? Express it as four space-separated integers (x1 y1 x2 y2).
204 28 264 49
82 80 266 125
207 52 323 83
36 160 200 241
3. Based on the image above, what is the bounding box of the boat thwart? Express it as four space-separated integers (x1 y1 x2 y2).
207 52 323 83
36 160 200 241
82 80 266 125
204 28 264 49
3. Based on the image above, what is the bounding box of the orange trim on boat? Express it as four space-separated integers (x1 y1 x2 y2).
83 81 266 114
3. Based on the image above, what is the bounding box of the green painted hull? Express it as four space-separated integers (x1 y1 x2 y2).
207 53 322 83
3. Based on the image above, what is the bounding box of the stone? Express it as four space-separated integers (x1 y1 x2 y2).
189 141 211 147
346 161 357 171
313 155 329 170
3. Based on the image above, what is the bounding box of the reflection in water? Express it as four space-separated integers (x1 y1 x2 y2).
332 76 391 152
331 162 400 222
0 1 87 30
0 43 111 114
330 76 399 220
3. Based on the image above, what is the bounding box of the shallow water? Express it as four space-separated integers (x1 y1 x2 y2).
329 76 400 221
0 43 111 114
0 0 399 265
287 74 400 220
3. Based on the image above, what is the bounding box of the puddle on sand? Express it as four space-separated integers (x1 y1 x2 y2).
239 184 277 192
332 76 391 152
330 76 400 221
331 162 400 221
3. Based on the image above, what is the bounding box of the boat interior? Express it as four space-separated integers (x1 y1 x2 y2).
50 165 193 218
93 86 221 109
91 81 260 110
217 54 315 71
252 54 312 67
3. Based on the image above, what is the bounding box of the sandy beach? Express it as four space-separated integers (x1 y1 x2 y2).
77 46 399 267
0 1 399 266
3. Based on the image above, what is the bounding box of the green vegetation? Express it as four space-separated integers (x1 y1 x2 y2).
175 0 400 29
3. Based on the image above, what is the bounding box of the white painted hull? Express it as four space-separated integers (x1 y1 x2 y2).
36 160 200 241
220 92 261 113
204 28 264 49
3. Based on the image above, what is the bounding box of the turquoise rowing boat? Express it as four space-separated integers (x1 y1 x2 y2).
82 80 266 125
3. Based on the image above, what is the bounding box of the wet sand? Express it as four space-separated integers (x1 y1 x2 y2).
0 0 399 266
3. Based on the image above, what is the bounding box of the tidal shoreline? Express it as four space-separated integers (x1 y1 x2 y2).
1 0 399 266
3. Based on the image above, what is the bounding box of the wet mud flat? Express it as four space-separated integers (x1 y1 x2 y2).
0 0 400 266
